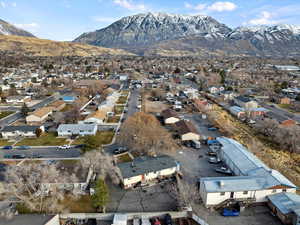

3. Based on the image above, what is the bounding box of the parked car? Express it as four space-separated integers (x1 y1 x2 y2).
215 167 232 175
12 154 26 159
113 147 128 155
151 218 161 225
208 127 219 131
2 146 12 150
17 146 30 150
164 214 172 225
133 217 141 225
59 145 71 150
74 144 86 148
208 157 222 164
4 154 12 159
222 208 240 216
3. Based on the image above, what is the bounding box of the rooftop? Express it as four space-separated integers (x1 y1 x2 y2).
118 155 177 179
268 192 300 215
175 120 199 135
2 125 41 133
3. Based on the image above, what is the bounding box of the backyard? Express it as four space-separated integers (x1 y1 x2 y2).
16 132 68 146
106 116 121 123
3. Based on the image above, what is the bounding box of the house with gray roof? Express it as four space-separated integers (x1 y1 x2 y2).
57 124 97 136
1 125 44 139
199 137 297 207
118 155 179 189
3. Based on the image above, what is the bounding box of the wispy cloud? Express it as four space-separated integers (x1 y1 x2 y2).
247 11 279 26
184 1 237 13
113 0 147 11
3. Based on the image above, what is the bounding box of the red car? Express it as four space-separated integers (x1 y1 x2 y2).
151 218 161 225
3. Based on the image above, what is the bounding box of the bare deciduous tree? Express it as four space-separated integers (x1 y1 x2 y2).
119 112 177 155
4 163 78 213
79 150 121 185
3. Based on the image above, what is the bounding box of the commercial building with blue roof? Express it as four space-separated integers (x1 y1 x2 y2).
199 137 297 207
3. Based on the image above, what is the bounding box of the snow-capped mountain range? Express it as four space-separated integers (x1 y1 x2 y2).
0 19 35 37
74 12 300 56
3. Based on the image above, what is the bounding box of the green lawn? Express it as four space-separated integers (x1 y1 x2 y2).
116 96 127 104
0 139 10 146
0 111 14 119
114 105 125 115
73 131 114 145
106 116 120 123
16 132 68 146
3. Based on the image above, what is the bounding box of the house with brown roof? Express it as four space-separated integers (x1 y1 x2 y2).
161 109 180 124
26 107 52 124
49 100 66 112
174 120 200 141
81 110 107 125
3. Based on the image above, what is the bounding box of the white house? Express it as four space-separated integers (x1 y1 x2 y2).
1 125 44 139
6 95 31 104
80 110 106 125
199 137 297 208
57 124 97 136
118 155 179 189
161 109 180 124
175 120 200 141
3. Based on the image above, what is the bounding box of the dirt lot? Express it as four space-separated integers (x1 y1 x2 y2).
144 94 168 113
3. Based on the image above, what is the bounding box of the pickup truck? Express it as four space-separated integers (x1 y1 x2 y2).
222 208 240 216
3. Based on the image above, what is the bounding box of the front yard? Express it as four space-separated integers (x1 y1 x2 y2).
116 96 127 104
114 105 125 115
0 111 14 119
0 139 11 146
16 132 68 146
73 131 114 146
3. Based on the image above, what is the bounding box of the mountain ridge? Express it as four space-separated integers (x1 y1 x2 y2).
0 19 35 37
73 12 300 57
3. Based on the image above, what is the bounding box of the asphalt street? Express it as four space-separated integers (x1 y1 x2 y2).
105 87 140 154
0 147 81 160
260 102 300 124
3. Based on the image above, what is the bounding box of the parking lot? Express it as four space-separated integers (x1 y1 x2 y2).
107 180 177 212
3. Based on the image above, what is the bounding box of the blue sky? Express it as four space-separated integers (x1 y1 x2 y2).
0 0 299 41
